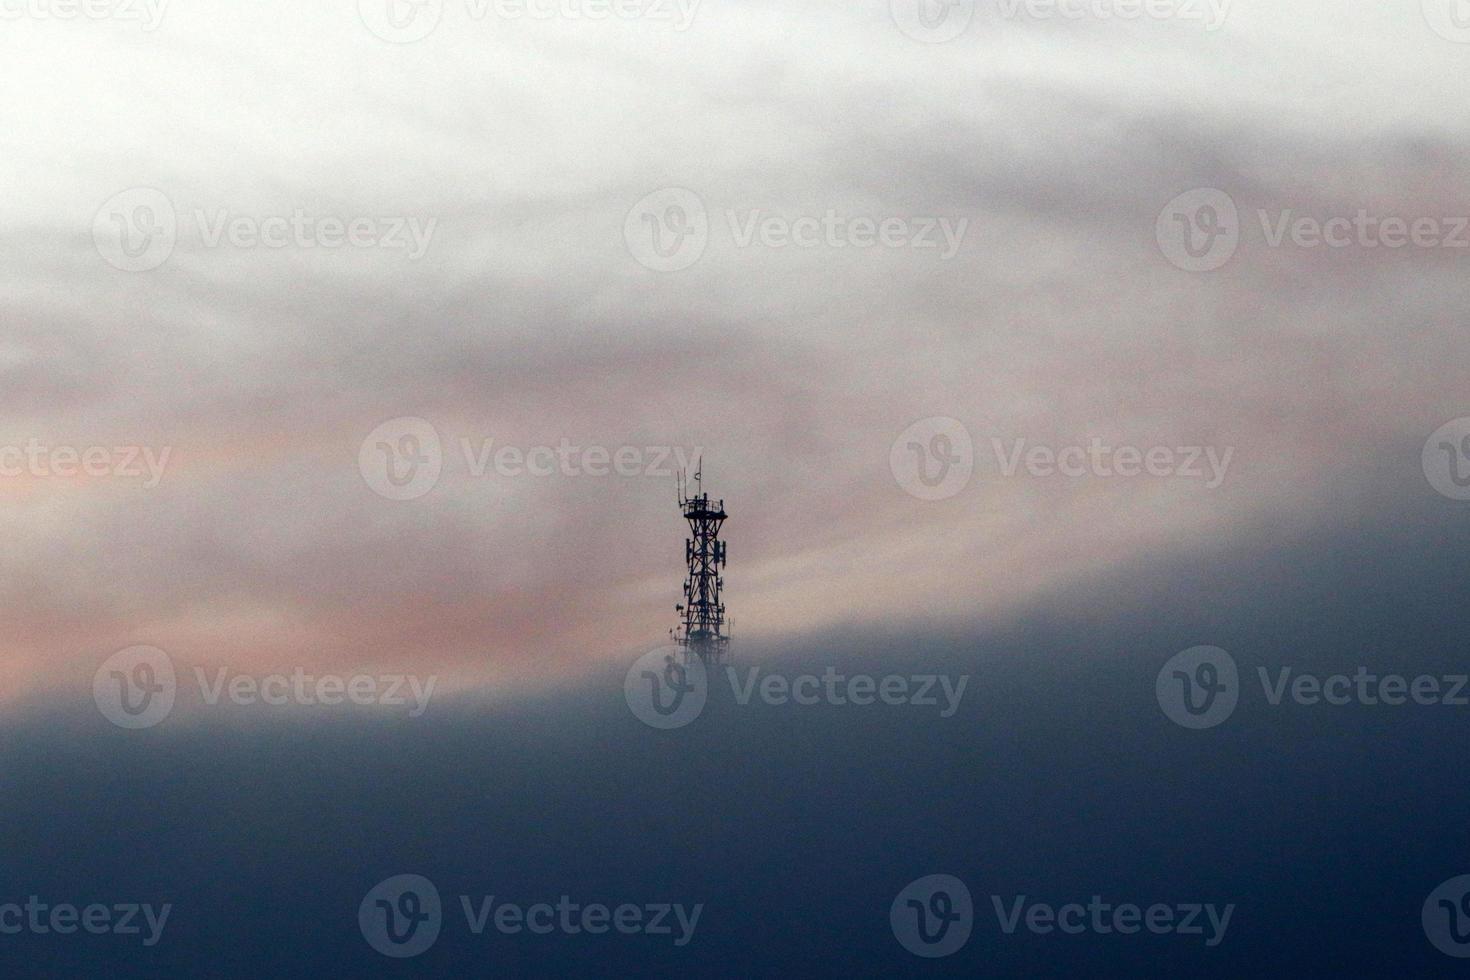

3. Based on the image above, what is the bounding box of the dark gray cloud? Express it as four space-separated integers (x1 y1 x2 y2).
2 474 1466 974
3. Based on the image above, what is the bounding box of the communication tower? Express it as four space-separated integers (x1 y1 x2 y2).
671 459 730 665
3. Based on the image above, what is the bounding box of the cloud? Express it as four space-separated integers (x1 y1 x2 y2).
0 0 1466 703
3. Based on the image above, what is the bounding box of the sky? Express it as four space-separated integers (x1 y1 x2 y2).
4 1 1470 976
1 0 1468 705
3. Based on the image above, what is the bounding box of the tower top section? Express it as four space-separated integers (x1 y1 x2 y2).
672 459 730 665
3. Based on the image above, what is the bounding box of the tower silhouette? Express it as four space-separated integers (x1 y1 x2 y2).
671 459 729 665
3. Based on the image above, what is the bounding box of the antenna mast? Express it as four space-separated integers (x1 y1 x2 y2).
673 457 729 665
